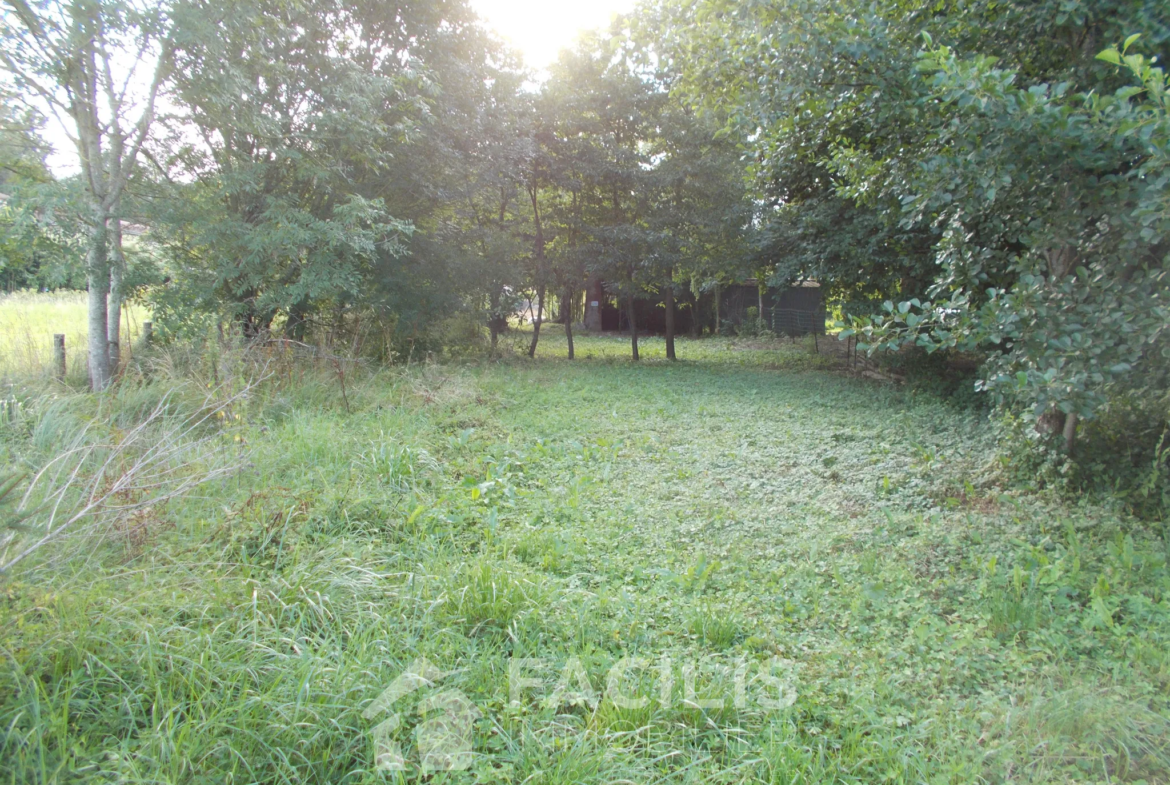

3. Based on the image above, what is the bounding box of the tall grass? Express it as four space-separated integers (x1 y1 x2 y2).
0 325 1168 783
0 290 150 383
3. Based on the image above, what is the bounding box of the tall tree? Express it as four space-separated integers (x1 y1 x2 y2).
1 0 171 388
546 25 662 361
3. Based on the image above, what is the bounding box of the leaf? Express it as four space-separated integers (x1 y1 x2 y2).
1095 48 1121 66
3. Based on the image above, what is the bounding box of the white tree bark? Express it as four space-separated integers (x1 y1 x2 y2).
107 208 125 371
86 214 111 389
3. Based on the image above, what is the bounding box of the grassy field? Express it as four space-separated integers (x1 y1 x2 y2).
1 316 1168 783
0 290 150 383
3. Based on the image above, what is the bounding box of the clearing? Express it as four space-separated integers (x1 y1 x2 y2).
2 333 1168 783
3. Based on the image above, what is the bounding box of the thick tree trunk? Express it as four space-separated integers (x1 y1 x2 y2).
87 214 111 390
527 284 545 358
664 271 676 361
584 278 602 331
564 288 574 360
628 295 639 361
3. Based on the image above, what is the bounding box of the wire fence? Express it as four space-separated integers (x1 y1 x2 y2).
767 308 826 337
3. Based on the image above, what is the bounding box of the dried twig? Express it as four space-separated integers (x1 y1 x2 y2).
0 376 265 574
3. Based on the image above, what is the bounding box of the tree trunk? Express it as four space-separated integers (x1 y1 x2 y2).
564 287 574 360
714 283 721 336
527 181 546 359
664 271 676 361
285 299 309 341
758 281 766 331
527 283 545 358
1063 411 1078 454
584 278 603 331
86 213 111 390
489 290 501 356
107 213 124 372
628 295 639 361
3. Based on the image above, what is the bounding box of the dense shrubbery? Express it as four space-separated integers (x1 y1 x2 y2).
660 0 1170 514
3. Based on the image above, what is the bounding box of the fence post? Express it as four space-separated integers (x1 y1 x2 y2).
143 321 153 345
53 334 66 379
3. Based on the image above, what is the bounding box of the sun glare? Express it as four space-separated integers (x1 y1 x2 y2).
470 0 637 71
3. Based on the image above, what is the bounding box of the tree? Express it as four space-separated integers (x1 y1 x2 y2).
666 0 1170 445
148 0 432 341
545 25 663 361
1 0 171 388
844 40 1169 451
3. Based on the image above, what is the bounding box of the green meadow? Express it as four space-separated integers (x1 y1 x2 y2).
0 290 150 383
1 302 1168 783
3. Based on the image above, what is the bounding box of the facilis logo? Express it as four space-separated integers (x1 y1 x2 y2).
365 654 797 773
363 658 481 773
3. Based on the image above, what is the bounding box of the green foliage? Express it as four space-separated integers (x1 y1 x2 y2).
0 103 86 292
667 0 1170 492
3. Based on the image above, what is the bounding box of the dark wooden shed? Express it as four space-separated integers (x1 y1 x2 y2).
581 278 824 337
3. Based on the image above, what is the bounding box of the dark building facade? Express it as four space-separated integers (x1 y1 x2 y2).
582 278 825 336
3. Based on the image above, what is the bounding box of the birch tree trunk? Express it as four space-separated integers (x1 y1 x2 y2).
107 210 125 371
86 213 111 390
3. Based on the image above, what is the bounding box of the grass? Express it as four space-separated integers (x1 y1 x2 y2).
0 305 1168 783
0 290 150 383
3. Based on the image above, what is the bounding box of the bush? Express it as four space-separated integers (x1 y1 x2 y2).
1069 390 1170 520
993 387 1170 520
875 346 986 408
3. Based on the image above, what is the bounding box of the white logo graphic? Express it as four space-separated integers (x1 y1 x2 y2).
363 658 481 772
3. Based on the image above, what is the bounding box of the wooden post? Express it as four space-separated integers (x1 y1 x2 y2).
143 321 153 344
54 334 66 379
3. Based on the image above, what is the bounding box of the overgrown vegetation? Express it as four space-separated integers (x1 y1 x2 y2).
1 324 1168 783
2 0 1170 777
5 0 1167 506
